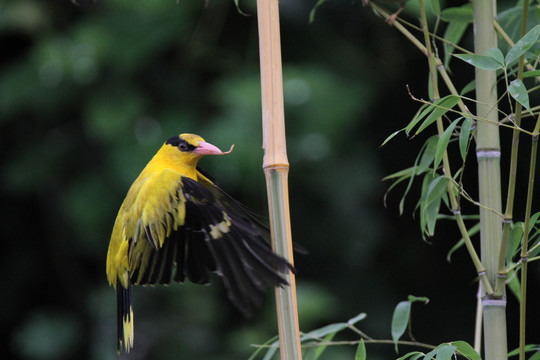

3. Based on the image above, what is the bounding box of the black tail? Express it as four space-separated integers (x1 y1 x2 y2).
116 280 134 353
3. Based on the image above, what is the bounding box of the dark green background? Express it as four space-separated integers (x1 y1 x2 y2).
1 0 538 359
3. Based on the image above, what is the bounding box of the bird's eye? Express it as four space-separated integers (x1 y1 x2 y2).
178 142 188 151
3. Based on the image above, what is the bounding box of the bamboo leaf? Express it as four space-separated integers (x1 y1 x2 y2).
309 0 327 23
435 344 456 360
508 79 532 113
506 270 521 302
428 0 440 16
443 21 468 68
459 117 472 161
423 176 449 236
507 222 523 263
313 332 336 359
248 335 279 360
527 211 540 234
407 295 429 304
451 341 481 360
440 4 473 22
486 47 505 65
348 313 367 326
262 339 280 360
434 119 459 172
381 129 404 147
529 350 540 360
522 69 540 78
423 348 438 360
425 176 449 207
391 301 411 352
405 102 432 136
505 24 540 65
301 323 347 340
355 339 366 360
233 0 249 16
414 95 460 136
460 79 476 95
397 352 425 360
447 222 480 262
454 54 503 70
508 344 540 357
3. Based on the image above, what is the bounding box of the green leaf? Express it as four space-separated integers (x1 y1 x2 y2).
423 347 438 360
425 176 449 207
381 129 404 147
301 323 347 341
508 344 540 357
309 0 327 23
397 352 425 360
507 222 523 263
348 313 367 326
486 47 505 65
528 211 540 233
262 339 280 360
440 4 473 23
313 332 336 359
435 344 456 360
423 176 449 236
433 119 459 172
355 339 366 360
443 21 468 68
413 95 461 136
454 54 503 70
522 69 540 78
460 80 476 95
447 222 480 262
529 350 540 360
459 117 472 161
508 79 531 112
505 25 540 65
391 301 411 352
233 0 249 16
428 0 440 16
407 295 429 304
248 335 279 360
451 341 481 360
507 270 521 302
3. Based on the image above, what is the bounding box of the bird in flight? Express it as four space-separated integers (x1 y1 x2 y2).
106 133 294 353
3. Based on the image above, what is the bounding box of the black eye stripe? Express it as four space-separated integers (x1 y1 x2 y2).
165 136 196 152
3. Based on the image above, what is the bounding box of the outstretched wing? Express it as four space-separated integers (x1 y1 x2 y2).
127 170 293 315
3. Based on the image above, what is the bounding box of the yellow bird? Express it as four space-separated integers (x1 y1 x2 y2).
106 133 293 353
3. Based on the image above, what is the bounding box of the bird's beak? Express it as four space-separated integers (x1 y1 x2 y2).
194 141 234 156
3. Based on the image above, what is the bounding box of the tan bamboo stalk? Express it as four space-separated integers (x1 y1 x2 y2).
472 1 507 360
256 0 302 359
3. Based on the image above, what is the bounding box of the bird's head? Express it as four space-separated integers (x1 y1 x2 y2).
163 133 234 167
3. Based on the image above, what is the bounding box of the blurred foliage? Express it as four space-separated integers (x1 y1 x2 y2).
2 0 537 359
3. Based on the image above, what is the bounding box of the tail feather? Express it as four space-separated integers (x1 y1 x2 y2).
116 280 134 353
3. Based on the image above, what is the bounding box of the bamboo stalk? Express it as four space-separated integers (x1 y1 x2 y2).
518 105 540 360
256 0 302 359
472 1 507 359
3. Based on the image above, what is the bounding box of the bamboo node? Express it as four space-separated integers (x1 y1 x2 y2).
476 149 501 159
482 298 507 307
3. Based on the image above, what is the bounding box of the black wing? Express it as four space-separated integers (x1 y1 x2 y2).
130 175 294 316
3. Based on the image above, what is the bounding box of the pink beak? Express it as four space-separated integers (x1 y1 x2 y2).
193 141 223 155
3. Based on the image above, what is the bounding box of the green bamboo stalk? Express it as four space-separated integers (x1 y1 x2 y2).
518 111 540 360
472 1 507 360
495 0 529 297
256 0 302 359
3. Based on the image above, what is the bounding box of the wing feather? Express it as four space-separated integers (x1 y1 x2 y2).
125 169 293 315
